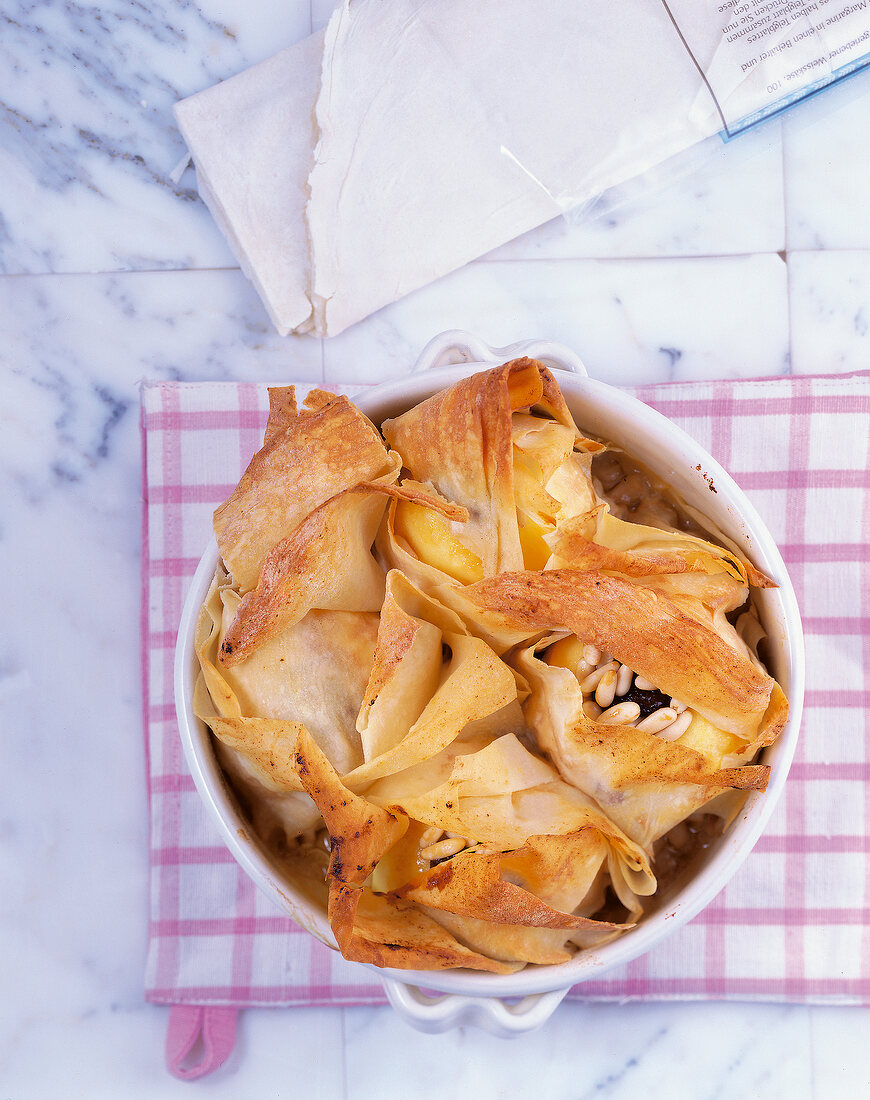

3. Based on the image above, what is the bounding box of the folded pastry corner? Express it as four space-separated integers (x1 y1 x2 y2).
219 485 395 666
364 733 655 962
488 571 787 848
220 481 467 667
344 570 517 789
381 359 601 581
263 712 520 973
214 389 396 593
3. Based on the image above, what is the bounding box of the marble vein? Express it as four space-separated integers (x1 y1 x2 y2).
0 0 312 274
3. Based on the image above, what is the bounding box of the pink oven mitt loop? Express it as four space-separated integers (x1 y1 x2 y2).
166 1005 238 1080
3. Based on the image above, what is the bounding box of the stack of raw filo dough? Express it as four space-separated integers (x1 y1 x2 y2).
174 1 719 337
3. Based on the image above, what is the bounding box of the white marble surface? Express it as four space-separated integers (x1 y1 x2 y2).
3 1 870 1095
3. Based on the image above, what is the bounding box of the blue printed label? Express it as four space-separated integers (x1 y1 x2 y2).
663 0 870 136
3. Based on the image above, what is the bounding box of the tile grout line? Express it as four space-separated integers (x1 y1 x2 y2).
340 1007 349 1100
780 119 796 376
1 247 869 284
0 266 245 280
781 114 792 256
807 1003 818 1097
477 251 778 263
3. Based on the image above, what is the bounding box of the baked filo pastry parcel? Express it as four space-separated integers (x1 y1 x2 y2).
455 568 788 850
194 364 789 971
213 387 465 664
196 567 523 800
195 387 488 841
365 732 655 964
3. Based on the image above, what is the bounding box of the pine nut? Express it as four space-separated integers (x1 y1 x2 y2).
595 668 618 708
635 707 677 735
656 710 692 742
670 699 688 714
582 644 601 667
616 663 633 696
418 827 444 848
583 699 603 720
579 661 618 693
634 675 656 691
598 701 641 725
419 836 468 862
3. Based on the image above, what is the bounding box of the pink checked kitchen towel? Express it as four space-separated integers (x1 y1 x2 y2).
141 370 870 1072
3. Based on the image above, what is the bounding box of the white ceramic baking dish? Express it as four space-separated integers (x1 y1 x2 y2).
175 330 804 1037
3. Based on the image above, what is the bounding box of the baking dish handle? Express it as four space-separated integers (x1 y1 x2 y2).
381 979 571 1038
411 329 588 377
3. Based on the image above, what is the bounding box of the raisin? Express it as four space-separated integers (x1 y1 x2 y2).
617 679 670 719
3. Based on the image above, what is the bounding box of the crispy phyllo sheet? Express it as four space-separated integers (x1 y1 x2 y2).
458 570 777 739
329 882 521 973
365 734 655 968
366 734 655 964
195 566 377 776
221 713 518 973
220 482 466 665
214 388 398 593
390 838 626 965
369 736 655 908
516 641 772 848
550 504 756 587
343 571 517 788
381 358 601 580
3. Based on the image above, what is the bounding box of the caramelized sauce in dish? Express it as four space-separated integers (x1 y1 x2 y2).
593 450 711 538
652 814 724 896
